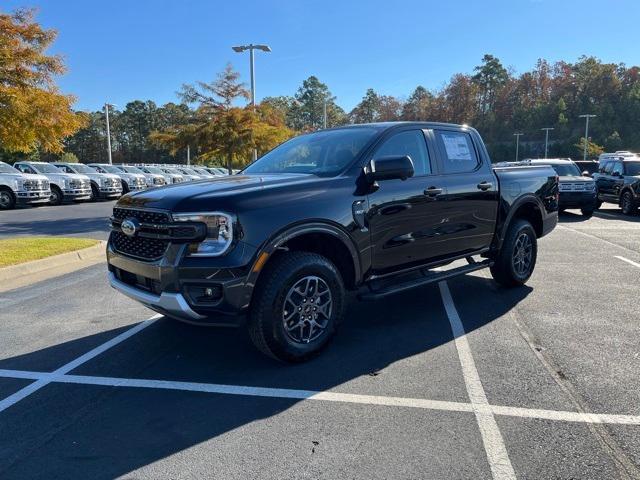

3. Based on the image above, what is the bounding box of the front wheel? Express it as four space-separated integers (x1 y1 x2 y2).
490 219 538 287
581 208 594 218
621 191 637 216
49 185 63 206
247 251 345 362
90 183 100 202
0 189 16 210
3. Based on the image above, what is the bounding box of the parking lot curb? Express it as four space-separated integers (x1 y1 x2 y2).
0 241 106 293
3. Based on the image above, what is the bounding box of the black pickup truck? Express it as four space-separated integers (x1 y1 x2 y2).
107 122 558 361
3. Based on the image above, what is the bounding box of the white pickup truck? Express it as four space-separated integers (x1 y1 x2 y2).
0 161 52 210
53 162 122 201
14 161 92 205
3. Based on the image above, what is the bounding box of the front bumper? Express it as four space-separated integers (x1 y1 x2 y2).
107 240 258 325
99 186 123 198
64 188 92 200
559 191 598 209
128 183 147 191
16 190 51 205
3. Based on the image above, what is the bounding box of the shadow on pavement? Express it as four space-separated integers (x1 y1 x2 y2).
0 275 532 479
0 217 111 238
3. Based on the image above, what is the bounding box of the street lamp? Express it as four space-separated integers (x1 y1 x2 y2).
541 127 554 159
232 44 271 161
579 114 597 161
104 103 117 165
514 133 523 161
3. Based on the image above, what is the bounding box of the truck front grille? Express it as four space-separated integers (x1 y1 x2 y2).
111 231 169 261
112 207 170 224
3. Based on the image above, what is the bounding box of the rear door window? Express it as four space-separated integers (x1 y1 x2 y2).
434 130 479 174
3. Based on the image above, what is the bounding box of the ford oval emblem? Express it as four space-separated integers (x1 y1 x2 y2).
121 218 139 237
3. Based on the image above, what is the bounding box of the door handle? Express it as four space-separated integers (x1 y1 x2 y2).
424 187 443 197
477 181 493 191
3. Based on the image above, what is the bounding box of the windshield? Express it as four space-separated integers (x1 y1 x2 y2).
625 162 640 176
33 163 62 174
194 168 210 175
70 164 97 174
123 166 144 174
99 165 122 174
243 128 378 176
180 168 199 175
143 166 163 174
0 162 19 174
547 163 581 176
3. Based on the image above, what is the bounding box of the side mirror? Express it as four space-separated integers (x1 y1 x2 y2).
367 155 414 182
582 170 591 177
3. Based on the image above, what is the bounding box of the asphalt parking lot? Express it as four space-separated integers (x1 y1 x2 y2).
0 205 639 479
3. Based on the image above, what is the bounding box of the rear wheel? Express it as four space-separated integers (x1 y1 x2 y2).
49 185 63 206
490 219 537 287
248 251 344 362
621 191 637 216
0 188 16 210
594 199 603 210
121 180 130 194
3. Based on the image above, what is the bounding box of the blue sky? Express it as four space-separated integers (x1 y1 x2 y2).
5 0 640 112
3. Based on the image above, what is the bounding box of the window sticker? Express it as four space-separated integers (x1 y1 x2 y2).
442 133 472 161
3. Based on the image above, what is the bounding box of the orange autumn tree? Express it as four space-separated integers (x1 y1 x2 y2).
0 8 85 153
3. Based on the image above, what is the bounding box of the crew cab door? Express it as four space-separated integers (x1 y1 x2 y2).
432 128 499 254
366 129 449 274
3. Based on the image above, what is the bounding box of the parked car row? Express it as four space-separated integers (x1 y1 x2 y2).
521 152 640 216
0 161 230 210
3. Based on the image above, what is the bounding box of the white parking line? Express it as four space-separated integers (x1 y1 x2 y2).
614 255 640 269
0 315 160 413
0 368 639 426
439 281 516 480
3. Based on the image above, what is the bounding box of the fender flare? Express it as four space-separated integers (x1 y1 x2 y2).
495 194 546 250
247 221 362 287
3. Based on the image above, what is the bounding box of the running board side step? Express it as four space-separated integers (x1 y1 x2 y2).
358 259 493 301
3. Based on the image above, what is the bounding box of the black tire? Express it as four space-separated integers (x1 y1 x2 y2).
581 208 594 218
620 191 637 216
90 183 100 202
490 219 538 287
0 188 16 210
121 180 130 194
49 185 63 206
594 200 603 210
247 251 345 362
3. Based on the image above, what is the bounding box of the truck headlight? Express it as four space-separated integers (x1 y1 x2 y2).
172 212 234 257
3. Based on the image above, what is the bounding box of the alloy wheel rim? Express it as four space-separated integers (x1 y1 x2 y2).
0 192 10 207
512 232 533 277
51 191 59 203
282 275 332 344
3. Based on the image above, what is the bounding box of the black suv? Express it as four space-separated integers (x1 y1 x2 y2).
107 122 558 361
593 157 640 215
528 159 597 217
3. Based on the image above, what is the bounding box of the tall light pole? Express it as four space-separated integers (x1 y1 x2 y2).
186 145 190 166
541 127 554 159
323 98 328 129
104 103 116 165
232 44 271 161
579 114 597 161
514 133 523 161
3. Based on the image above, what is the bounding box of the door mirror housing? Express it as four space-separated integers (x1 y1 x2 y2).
367 155 414 182
582 170 591 177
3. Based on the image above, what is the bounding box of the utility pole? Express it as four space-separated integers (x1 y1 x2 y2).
104 103 116 165
541 127 554 159
579 114 597 161
232 44 271 161
186 145 190 166
323 98 327 129
514 133 523 161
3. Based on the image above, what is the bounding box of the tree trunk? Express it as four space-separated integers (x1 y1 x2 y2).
227 153 232 175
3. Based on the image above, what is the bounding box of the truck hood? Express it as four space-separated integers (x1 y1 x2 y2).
117 173 319 211
41 172 90 183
